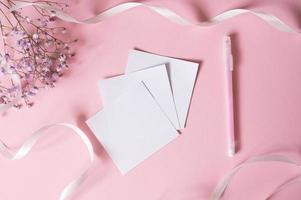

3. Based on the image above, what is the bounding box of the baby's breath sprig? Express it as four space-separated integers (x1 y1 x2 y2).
0 0 76 109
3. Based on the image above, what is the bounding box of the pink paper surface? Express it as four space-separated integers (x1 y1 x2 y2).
1 0 301 199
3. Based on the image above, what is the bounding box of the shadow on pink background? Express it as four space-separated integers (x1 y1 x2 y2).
1 0 301 199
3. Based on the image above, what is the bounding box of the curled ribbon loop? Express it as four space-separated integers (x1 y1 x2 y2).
210 154 301 200
0 123 94 200
10 2 301 34
266 175 301 199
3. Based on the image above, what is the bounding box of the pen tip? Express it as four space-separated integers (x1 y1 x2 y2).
228 148 235 157
224 35 231 42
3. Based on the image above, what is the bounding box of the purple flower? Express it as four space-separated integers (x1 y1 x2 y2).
0 1 75 110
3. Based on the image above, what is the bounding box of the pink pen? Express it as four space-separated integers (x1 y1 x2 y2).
223 36 235 157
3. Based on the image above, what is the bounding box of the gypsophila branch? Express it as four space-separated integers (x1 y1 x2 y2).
0 0 76 109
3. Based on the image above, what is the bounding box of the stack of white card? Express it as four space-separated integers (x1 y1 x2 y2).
87 50 199 174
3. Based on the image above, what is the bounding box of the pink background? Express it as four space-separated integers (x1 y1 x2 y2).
1 0 301 199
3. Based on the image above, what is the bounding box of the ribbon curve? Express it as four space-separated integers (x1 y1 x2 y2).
266 175 301 199
0 123 94 200
210 154 301 200
10 2 301 34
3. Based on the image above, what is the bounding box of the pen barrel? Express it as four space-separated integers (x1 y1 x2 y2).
224 36 235 157
225 68 235 156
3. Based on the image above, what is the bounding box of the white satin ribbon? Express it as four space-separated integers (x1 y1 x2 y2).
266 175 301 199
0 123 94 200
10 2 301 34
210 154 301 200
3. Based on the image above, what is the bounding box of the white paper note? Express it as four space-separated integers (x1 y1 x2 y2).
86 82 179 174
126 50 199 128
99 65 180 129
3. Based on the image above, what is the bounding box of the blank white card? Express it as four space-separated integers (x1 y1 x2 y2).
126 50 199 129
86 82 179 174
99 64 180 129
